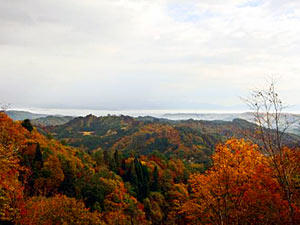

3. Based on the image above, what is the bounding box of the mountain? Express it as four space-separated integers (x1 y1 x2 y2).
5 110 73 126
0 112 148 224
5 110 48 120
41 114 300 165
31 115 74 126
1 112 300 224
161 112 300 135
161 112 253 121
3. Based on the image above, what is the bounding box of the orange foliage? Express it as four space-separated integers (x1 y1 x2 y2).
0 113 25 222
0 112 97 223
0 144 24 222
19 195 103 225
181 139 294 225
277 147 300 211
2 111 300 225
100 177 149 225
112 123 198 159
166 183 189 224
33 155 65 195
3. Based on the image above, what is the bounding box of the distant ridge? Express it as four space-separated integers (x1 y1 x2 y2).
161 112 300 135
5 110 48 120
31 115 74 126
40 114 300 164
161 112 254 121
4 110 74 127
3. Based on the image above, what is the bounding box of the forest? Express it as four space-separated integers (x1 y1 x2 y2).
1 99 300 225
2 0 300 224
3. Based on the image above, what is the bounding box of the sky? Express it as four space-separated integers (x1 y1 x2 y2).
1 0 300 112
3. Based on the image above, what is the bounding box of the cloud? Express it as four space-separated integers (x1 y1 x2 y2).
0 0 300 111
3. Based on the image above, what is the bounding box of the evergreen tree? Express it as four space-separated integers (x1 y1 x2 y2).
151 166 159 192
22 119 33 132
142 164 150 197
114 150 121 173
134 157 150 201
121 159 126 171
34 143 43 163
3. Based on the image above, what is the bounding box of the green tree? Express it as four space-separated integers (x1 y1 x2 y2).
21 119 33 132
151 166 160 192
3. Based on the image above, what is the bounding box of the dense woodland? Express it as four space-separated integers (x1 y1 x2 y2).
1 111 300 224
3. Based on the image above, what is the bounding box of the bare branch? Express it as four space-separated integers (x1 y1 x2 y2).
243 80 297 225
0 103 11 112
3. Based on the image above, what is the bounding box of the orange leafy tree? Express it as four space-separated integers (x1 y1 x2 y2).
181 139 295 225
0 144 25 223
100 177 149 225
19 194 103 225
0 113 25 223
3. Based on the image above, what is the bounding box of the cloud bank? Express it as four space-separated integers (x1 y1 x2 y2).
1 0 300 110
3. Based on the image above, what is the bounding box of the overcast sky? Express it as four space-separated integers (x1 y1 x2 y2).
1 0 300 111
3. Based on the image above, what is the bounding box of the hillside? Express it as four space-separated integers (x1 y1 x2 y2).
5 110 48 120
1 112 300 224
42 115 300 165
0 112 150 224
162 112 300 135
0 112 228 224
5 110 74 126
31 115 74 126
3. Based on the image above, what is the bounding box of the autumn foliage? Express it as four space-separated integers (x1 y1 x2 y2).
1 112 300 224
19 195 103 225
0 113 25 222
181 139 300 224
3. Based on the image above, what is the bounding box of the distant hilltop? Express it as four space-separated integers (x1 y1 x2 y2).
161 112 300 135
161 112 254 121
5 110 74 126
5 110 48 120
4 110 300 135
